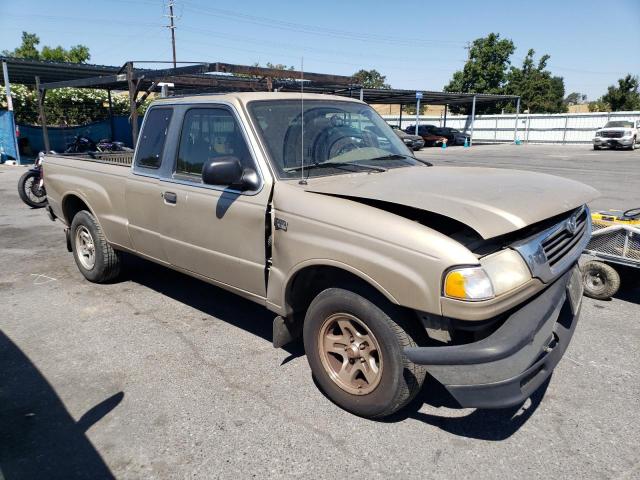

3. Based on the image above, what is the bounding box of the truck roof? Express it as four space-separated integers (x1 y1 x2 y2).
151 91 365 106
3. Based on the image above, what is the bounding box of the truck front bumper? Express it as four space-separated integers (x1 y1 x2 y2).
594 137 634 148
405 265 583 409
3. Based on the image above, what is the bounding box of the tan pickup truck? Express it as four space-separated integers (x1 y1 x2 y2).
44 93 597 418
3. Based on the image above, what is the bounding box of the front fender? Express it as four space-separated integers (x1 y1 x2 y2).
266 182 478 316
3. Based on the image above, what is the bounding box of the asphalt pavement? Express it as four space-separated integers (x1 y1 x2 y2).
1 144 639 479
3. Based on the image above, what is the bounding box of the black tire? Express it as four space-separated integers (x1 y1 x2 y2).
593 145 600 150
303 288 427 418
18 171 47 208
70 210 121 283
582 261 620 300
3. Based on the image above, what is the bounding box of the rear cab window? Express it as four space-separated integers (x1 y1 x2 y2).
134 108 173 173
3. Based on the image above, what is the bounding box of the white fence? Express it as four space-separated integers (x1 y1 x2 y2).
382 111 640 144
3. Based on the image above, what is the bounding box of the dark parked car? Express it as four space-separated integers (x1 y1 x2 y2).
403 125 446 147
391 126 425 150
405 125 470 146
433 127 470 146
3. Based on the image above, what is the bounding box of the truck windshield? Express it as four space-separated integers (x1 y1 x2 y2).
248 100 423 179
604 121 633 128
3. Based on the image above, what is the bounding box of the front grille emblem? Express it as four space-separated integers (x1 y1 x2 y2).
566 214 578 235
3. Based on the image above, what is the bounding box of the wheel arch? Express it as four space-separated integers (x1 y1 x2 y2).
61 192 97 226
282 261 400 319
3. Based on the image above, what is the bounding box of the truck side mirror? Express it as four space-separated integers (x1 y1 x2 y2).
202 156 260 191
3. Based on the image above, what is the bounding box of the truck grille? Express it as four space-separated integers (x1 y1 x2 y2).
541 209 588 266
513 206 591 283
600 131 623 138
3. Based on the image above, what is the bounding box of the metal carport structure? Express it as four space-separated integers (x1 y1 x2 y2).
1 57 520 151
16 60 358 151
319 88 521 146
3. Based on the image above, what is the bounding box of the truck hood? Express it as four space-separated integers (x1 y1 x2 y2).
304 166 599 239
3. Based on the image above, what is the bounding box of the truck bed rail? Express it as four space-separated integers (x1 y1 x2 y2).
54 152 133 167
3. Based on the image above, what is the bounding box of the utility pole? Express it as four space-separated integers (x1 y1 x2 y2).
166 1 177 68
465 41 471 60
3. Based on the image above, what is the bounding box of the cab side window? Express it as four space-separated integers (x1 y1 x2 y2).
175 108 253 180
135 108 173 169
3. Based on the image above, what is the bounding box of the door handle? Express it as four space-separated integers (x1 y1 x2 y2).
162 191 177 204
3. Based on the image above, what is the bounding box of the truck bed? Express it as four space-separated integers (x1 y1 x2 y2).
43 152 136 251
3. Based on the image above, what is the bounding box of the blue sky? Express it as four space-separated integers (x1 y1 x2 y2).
1 0 639 99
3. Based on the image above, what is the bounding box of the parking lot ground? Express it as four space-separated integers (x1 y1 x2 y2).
1 145 639 479
416 143 640 212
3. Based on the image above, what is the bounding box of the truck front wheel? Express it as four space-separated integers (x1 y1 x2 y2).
70 210 121 283
303 288 427 418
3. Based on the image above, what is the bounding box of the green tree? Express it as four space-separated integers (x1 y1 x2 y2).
588 99 611 112
4 32 40 59
353 69 390 89
564 92 587 105
444 33 515 113
264 62 295 71
2 31 91 63
505 49 566 113
600 74 640 111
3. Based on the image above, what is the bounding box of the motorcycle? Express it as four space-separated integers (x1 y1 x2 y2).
64 135 97 153
96 138 133 152
18 152 47 208
65 136 133 153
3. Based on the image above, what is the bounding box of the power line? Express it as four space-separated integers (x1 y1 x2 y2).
179 4 467 48
178 25 467 67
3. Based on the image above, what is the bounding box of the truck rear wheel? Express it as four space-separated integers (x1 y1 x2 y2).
582 260 620 300
303 288 427 418
70 210 121 283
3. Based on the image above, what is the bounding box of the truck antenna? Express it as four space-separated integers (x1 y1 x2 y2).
299 56 307 185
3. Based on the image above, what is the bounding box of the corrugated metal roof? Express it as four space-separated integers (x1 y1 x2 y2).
0 57 517 106
0 56 121 85
292 87 519 106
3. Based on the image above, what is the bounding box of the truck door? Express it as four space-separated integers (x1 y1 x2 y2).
156 105 271 298
126 107 174 264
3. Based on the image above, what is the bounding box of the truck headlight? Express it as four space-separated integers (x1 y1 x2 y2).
481 249 531 296
594 131 601 138
443 267 494 301
443 250 531 301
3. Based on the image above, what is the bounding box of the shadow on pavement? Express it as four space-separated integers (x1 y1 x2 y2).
0 331 122 479
120 256 548 439
121 255 304 359
613 267 640 304
385 376 550 440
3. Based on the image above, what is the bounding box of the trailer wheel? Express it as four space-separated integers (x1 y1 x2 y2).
582 261 620 300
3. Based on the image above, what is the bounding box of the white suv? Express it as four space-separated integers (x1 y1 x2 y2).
593 120 640 150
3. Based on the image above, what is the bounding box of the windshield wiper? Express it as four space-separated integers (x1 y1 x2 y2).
285 161 387 173
368 153 433 167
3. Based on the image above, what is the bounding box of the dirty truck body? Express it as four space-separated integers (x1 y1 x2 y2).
44 93 597 418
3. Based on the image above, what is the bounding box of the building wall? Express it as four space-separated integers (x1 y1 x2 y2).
568 104 590 113
371 104 445 117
